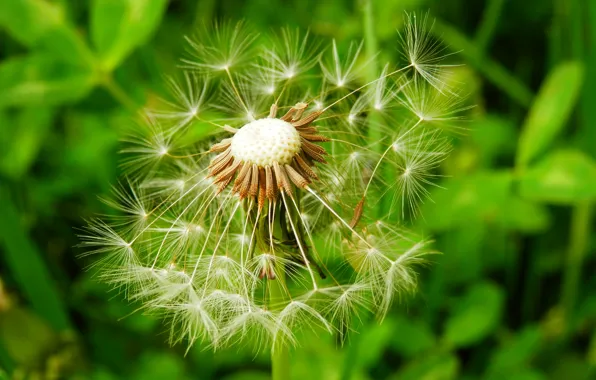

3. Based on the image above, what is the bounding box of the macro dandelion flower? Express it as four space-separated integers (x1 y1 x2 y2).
81 13 467 352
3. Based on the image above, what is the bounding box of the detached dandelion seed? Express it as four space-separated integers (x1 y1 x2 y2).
81 13 468 352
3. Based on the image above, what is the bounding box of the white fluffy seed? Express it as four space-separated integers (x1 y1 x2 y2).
230 118 302 167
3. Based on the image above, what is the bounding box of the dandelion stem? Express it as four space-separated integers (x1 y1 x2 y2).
474 0 505 53
270 251 291 380
362 0 386 217
561 201 593 338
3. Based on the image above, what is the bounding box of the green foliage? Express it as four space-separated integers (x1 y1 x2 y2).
0 0 594 378
0 54 95 107
520 149 596 204
91 0 169 71
0 108 54 178
517 62 585 167
443 282 504 348
389 353 459 380
0 190 72 332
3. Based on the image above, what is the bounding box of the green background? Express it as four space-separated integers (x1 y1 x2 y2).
1 0 595 379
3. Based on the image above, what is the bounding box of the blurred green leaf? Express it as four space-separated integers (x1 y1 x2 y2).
0 54 96 108
291 330 350 380
500 198 550 233
516 62 584 167
390 315 436 357
0 0 63 47
439 224 486 284
0 108 54 179
550 354 592 380
486 369 547 380
588 328 596 367
0 307 56 365
0 0 94 67
132 352 186 380
421 171 513 230
519 149 596 204
423 170 551 232
91 0 169 71
89 368 119 380
355 318 396 368
0 189 72 332
36 25 96 67
63 112 119 183
389 353 459 380
486 326 543 375
433 19 533 107
0 340 15 375
469 115 516 165
443 282 504 348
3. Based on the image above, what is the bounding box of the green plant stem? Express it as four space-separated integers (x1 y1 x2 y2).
270 268 290 380
362 0 386 217
561 200 593 337
362 0 380 144
588 328 596 371
474 0 505 53
193 0 216 27
269 202 291 380
101 74 139 112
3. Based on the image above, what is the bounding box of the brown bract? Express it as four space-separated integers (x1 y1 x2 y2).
207 102 330 209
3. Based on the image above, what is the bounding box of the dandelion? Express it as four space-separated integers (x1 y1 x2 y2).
81 13 467 355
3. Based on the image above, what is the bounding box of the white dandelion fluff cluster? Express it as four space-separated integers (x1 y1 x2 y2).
81 13 469 351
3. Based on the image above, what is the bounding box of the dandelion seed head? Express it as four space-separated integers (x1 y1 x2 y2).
82 13 467 352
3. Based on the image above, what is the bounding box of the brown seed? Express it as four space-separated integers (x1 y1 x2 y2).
301 139 328 163
285 164 309 188
294 126 317 134
292 111 322 127
249 164 259 197
280 108 296 122
233 162 251 189
238 165 253 198
208 151 234 177
349 197 365 229
214 159 241 184
291 102 308 121
269 103 278 118
208 148 230 169
209 138 232 153
300 133 331 142
274 162 293 196
258 168 267 210
294 154 318 179
265 166 275 200
216 175 235 194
